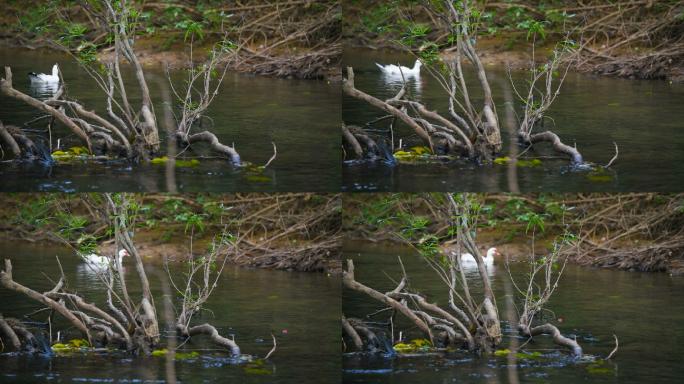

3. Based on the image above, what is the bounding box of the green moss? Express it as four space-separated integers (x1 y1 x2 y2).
516 159 543 167
587 360 614 374
393 150 416 160
409 146 431 155
410 338 431 348
516 351 542 359
587 168 614 182
494 349 542 359
68 338 90 348
51 339 91 353
175 351 200 360
68 146 90 155
393 339 432 353
244 359 272 375
494 157 542 167
175 159 200 167
151 157 201 167
246 175 271 183
392 342 415 353
151 349 200 359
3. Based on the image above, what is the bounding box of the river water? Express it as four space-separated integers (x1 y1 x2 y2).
342 240 684 383
342 48 684 192
0 48 340 192
0 242 340 383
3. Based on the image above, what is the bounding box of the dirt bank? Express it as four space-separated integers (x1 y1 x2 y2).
0 193 342 275
0 0 340 81
346 226 684 276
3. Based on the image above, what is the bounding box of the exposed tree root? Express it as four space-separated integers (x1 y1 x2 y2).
177 131 240 165
1 68 91 150
0 314 22 351
341 315 364 351
519 323 582 358
0 121 21 158
178 323 240 357
526 131 583 165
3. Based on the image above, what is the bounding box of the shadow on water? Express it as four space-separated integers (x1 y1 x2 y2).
0 242 341 383
342 48 684 192
0 48 340 192
342 241 684 384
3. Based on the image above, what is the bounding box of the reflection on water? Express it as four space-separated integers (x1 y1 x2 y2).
342 241 684 384
28 81 60 100
343 48 684 192
0 242 340 383
0 48 340 192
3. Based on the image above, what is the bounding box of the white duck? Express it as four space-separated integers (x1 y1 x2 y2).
460 247 500 269
375 59 422 77
81 249 129 274
28 64 60 84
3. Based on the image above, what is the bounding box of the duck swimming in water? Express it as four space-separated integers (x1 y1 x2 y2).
28 64 60 84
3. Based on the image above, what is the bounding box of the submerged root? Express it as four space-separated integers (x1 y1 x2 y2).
524 131 584 165
177 131 241 166
0 314 22 351
177 323 240 357
519 323 582 358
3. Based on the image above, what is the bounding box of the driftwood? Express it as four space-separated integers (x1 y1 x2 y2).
177 131 241 165
343 259 432 336
341 315 363 351
0 314 22 351
0 121 21 158
0 259 91 338
519 322 582 357
343 67 434 149
178 323 240 357
1 67 91 150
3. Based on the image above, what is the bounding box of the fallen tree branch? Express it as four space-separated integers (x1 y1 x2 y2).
605 334 618 360
0 121 21 158
528 131 583 165
0 259 91 339
264 332 277 360
0 314 21 351
519 322 582 358
178 323 240 357
341 315 363 351
1 67 91 151
178 131 241 165
343 67 433 150
343 259 432 337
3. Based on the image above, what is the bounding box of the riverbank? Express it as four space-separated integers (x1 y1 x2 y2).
342 193 684 275
343 1 684 82
0 0 340 81
344 35 684 82
0 193 342 274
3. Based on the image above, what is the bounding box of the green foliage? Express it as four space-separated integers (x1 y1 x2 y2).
175 19 205 41
400 215 430 238
174 212 207 233
517 19 548 40
16 4 53 34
